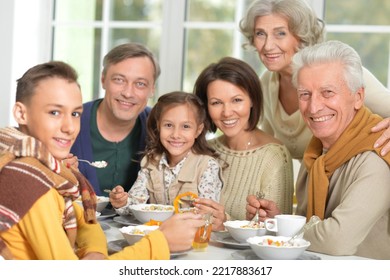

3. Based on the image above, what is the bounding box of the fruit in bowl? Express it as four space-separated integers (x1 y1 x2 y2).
247 235 311 260
129 204 174 224
223 220 267 243
119 225 159 245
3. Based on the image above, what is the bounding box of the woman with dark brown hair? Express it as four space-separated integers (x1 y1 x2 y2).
193 57 294 231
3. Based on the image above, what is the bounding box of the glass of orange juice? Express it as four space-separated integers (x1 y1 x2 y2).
192 212 212 250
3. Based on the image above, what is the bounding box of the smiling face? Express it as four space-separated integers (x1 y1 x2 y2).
14 77 83 160
207 80 252 140
297 62 364 148
101 56 155 125
253 14 300 75
159 104 204 166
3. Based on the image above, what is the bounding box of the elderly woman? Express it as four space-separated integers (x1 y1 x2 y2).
193 57 294 231
239 0 390 161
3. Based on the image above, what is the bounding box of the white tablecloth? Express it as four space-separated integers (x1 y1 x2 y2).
99 216 369 260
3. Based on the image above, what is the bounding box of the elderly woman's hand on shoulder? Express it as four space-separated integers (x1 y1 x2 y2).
372 117 390 156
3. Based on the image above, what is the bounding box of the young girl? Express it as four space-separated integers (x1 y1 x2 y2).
110 91 223 215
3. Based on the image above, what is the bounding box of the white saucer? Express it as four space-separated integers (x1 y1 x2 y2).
107 239 129 254
170 249 191 259
113 215 141 226
99 222 110 231
211 231 250 249
231 249 321 260
97 209 117 220
107 239 189 258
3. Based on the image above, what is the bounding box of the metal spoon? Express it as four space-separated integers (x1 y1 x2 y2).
287 215 321 244
248 191 265 226
104 189 146 202
78 159 108 168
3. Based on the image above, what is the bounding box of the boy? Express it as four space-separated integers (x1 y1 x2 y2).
0 61 203 260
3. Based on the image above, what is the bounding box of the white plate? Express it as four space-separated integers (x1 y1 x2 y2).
170 249 192 259
211 231 250 249
107 239 129 254
97 209 117 220
113 215 141 226
231 249 321 260
99 222 110 231
107 239 189 259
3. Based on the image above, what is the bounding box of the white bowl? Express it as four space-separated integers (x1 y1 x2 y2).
247 235 311 260
95 196 110 212
223 220 266 243
119 225 159 245
129 204 174 224
75 195 109 212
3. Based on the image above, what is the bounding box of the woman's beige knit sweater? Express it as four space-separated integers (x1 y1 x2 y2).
209 137 294 220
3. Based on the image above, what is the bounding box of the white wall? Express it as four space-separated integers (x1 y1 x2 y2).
0 0 52 127
0 1 15 127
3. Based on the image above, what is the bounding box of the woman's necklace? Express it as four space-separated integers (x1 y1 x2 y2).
224 134 253 150
246 135 252 150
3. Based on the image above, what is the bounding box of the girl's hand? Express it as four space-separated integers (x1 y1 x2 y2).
109 185 128 208
194 198 226 231
372 117 390 156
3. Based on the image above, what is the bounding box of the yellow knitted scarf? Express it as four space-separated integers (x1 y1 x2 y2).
303 106 390 220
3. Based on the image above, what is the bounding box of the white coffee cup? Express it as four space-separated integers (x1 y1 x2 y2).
264 214 306 237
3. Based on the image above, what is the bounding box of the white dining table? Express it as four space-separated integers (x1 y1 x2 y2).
99 215 369 261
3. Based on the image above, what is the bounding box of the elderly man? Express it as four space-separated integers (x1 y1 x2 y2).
247 40 390 259
70 43 160 196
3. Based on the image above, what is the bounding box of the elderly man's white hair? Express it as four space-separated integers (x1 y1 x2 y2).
292 40 364 93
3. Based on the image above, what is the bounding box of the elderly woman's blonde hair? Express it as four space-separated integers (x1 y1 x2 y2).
239 0 325 50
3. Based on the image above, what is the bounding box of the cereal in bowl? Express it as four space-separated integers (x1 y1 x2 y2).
141 205 174 211
240 222 265 229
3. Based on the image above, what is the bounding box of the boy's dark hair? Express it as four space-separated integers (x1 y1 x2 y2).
16 61 79 104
